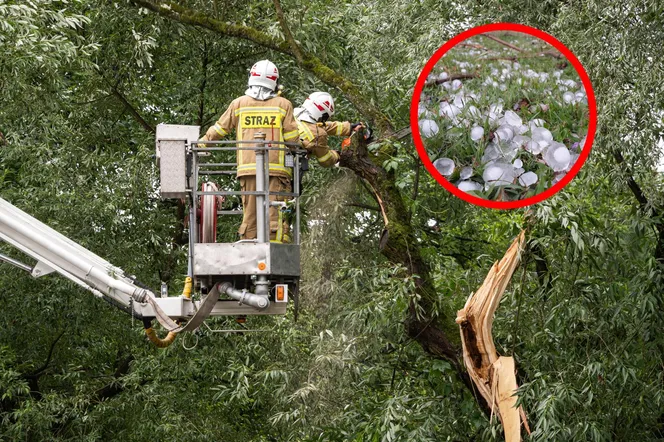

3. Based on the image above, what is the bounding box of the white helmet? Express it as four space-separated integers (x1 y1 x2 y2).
303 92 335 122
248 59 279 90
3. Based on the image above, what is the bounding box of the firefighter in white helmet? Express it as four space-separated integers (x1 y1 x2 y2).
294 92 364 167
199 60 300 242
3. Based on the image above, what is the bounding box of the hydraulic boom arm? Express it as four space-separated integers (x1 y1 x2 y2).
0 196 152 313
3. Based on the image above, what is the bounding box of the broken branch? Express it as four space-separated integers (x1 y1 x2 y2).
456 231 530 440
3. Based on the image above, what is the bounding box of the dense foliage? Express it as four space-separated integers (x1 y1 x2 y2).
1 0 663 440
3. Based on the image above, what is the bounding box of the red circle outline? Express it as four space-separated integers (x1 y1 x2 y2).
410 23 596 209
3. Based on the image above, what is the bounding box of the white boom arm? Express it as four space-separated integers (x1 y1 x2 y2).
0 196 287 321
0 196 153 312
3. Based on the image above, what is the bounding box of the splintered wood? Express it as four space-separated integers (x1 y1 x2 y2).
455 230 530 441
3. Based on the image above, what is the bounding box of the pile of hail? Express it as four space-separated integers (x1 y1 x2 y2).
417 33 589 201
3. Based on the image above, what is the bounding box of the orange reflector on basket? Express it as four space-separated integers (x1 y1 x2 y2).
275 284 288 302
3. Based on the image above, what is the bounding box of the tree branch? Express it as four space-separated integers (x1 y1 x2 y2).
197 39 209 127
23 329 66 398
92 354 134 403
25 329 66 379
412 159 420 201
611 149 664 263
481 33 523 52
272 0 304 64
111 87 155 134
424 73 478 87
339 131 462 369
613 149 649 210
130 0 394 133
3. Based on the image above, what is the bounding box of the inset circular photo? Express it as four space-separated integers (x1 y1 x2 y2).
411 23 596 209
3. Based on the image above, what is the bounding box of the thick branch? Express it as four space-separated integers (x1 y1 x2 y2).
131 0 394 133
92 354 134 403
456 231 529 433
23 329 66 397
611 150 664 263
26 329 66 379
339 133 461 360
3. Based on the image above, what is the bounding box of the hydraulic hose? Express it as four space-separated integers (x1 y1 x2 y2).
143 317 177 348
143 276 193 348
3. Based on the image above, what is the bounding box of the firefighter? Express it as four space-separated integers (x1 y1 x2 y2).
294 92 364 167
199 59 300 242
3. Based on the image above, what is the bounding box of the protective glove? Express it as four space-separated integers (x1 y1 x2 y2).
350 122 364 132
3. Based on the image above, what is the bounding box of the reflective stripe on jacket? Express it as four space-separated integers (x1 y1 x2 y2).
200 95 300 178
297 120 351 168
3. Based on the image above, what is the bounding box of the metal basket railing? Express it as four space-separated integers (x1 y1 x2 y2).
189 137 305 256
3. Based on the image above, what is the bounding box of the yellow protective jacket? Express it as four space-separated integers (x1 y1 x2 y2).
297 120 351 167
200 95 300 178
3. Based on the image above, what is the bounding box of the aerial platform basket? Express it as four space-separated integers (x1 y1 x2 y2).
155 123 304 317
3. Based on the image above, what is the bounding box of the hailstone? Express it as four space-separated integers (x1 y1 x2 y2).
419 119 439 138
470 126 484 141
518 171 538 187
495 125 514 142
433 157 455 176
504 110 523 127
544 142 571 171
483 162 515 186
458 180 483 192
460 166 473 180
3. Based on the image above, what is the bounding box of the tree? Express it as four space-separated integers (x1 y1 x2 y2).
1 0 663 440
